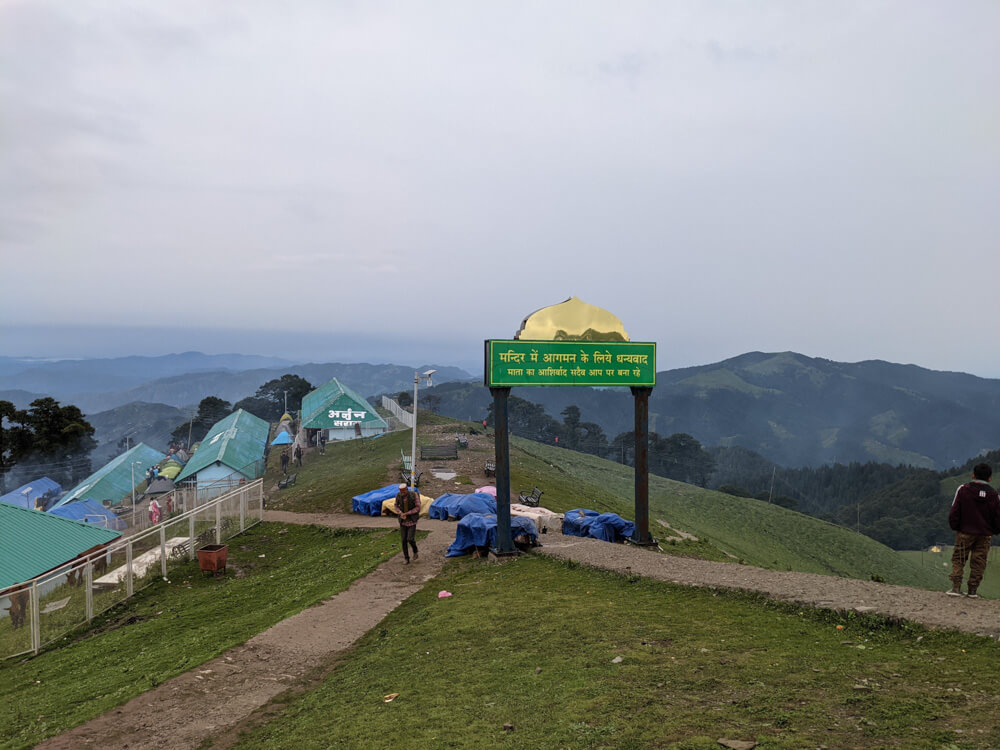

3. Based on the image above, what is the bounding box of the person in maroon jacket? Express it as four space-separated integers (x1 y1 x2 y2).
394 483 421 564
947 463 1000 598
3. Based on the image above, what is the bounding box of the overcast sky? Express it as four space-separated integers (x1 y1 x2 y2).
2 1 998 375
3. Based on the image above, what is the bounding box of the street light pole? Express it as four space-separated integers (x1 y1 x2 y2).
409 370 437 492
131 460 143 528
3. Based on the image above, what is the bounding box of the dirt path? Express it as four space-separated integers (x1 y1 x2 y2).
37 515 454 750
535 536 1000 639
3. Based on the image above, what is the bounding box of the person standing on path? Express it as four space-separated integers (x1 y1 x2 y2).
394 483 421 564
948 462 1000 598
280 450 289 475
294 444 303 467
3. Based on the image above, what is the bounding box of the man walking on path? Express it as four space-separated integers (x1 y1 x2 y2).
394 483 421 564
294 444 303 467
948 462 1000 598
280 450 289 475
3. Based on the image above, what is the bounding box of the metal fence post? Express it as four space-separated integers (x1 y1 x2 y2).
160 526 167 579
126 541 134 597
240 487 246 532
85 562 94 622
188 513 195 560
215 501 222 544
30 581 40 655
259 482 264 521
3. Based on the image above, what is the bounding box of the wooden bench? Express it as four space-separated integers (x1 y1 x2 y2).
518 486 544 507
420 444 458 461
400 468 423 487
484 459 496 477
278 472 298 490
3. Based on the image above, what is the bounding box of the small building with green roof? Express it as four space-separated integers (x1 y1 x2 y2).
175 409 269 497
0 503 121 589
300 378 388 442
51 443 165 510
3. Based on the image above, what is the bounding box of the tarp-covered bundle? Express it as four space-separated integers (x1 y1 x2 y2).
382 492 432 518
0 477 62 511
510 503 563 534
351 484 400 516
52 444 165 510
562 509 635 542
270 431 293 446
427 493 496 521
157 463 182 480
49 499 128 531
143 477 175 496
445 513 538 557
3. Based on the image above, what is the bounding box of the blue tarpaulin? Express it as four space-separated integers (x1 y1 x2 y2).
49 499 128 531
0 477 62 511
351 484 400 516
428 493 496 521
270 432 293 446
562 509 635 543
445 513 538 557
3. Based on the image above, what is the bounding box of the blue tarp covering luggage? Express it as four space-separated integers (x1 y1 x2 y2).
351 484 399 516
270 432 293 446
446 513 538 557
562 509 635 543
49 498 128 530
428 493 496 521
0 477 62 510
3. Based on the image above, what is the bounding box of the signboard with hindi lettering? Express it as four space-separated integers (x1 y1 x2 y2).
485 340 656 388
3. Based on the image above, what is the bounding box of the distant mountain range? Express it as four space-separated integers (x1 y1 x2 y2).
426 351 1000 470
0 354 475 414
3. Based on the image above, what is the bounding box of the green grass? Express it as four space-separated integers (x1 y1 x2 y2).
0 523 401 750
233 554 1000 749
899 546 1000 599
510 437 941 588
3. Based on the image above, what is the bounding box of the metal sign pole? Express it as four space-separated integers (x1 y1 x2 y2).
491 386 515 555
631 386 654 545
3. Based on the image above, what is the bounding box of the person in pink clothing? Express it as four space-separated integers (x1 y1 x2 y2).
149 497 162 525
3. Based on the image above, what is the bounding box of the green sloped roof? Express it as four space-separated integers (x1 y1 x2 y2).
176 409 269 482
0 504 121 588
53 443 165 510
300 378 387 430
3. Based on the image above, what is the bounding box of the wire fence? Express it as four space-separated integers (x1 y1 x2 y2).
0 480 264 661
381 396 414 428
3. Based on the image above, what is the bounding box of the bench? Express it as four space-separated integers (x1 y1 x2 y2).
400 450 413 471
484 459 496 477
518 486 544 508
456 435 469 449
278 473 298 490
420 444 458 461
400 468 423 487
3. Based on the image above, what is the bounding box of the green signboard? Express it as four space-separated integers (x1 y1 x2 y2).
485 340 656 388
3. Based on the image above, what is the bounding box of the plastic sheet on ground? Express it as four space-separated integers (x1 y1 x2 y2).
510 503 563 534
49 499 128 530
562 509 635 542
474 485 497 496
382 491 432 517
351 484 400 516
427 493 496 521
445 513 538 557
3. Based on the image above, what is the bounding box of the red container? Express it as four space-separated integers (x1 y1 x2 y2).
197 544 228 575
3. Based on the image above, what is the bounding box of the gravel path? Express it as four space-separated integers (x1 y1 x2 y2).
535 535 1000 638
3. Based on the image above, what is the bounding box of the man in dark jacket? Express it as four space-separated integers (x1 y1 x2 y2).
394 483 421 565
947 463 1000 597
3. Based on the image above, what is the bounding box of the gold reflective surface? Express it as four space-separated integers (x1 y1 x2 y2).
514 296 630 342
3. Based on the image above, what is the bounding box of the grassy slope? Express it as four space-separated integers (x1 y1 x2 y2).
234 555 1000 750
0 524 401 750
511 438 941 589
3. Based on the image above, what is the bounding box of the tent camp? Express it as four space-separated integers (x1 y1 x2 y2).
427 493 496 521
175 409 269 497
49 499 128 531
351 484 400 516
300 378 388 442
0 503 122 589
51 444 165 510
0 477 62 511
270 431 293 446
562 509 635 542
445 513 538 557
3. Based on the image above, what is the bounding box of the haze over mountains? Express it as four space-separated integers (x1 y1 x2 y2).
3 351 1000 472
